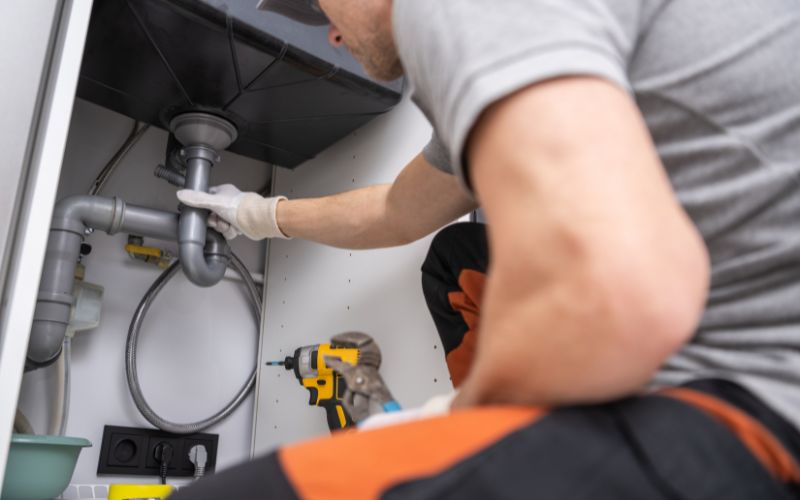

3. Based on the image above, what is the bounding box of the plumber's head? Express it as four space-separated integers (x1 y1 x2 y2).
258 0 402 81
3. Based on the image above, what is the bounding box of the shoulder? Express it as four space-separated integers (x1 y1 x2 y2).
396 0 653 187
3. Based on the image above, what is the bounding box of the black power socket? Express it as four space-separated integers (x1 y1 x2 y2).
98 425 218 478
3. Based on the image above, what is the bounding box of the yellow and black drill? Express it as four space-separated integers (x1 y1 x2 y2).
267 332 401 431
267 342 360 431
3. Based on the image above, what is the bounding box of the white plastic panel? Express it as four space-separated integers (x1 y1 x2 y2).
0 0 61 287
0 0 94 488
252 98 454 454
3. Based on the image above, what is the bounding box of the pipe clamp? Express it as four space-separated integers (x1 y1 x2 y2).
107 197 126 235
181 145 219 163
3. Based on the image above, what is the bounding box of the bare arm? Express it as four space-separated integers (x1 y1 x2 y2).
276 153 477 249
453 77 710 408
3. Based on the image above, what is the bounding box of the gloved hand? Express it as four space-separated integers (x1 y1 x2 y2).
176 184 290 241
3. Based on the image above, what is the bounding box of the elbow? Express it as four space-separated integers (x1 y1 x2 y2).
602 228 710 384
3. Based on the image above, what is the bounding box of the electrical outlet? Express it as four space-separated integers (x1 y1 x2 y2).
98 425 218 478
178 437 217 474
145 436 182 470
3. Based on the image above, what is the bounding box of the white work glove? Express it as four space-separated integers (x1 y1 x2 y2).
358 391 457 431
176 184 290 241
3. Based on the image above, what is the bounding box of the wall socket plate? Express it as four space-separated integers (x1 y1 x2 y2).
97 425 218 478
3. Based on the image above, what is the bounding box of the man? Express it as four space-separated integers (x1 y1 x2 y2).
174 0 800 498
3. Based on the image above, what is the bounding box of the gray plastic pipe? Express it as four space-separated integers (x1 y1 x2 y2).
178 155 228 287
28 195 230 369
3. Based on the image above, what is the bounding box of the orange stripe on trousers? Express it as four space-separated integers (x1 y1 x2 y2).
666 388 800 484
279 407 544 500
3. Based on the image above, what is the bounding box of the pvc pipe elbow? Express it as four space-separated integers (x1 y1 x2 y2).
52 195 120 234
178 208 229 287
27 319 66 368
178 240 229 287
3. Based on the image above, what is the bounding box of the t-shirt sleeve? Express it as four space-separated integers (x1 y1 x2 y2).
393 0 641 188
422 133 454 174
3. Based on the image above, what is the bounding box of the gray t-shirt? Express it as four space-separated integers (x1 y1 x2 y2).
397 0 800 429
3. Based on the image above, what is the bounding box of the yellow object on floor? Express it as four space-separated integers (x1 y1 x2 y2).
108 483 174 500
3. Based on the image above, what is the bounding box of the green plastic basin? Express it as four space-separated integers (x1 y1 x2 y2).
2 434 91 500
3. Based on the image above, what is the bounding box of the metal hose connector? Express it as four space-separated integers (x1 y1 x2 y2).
125 252 261 434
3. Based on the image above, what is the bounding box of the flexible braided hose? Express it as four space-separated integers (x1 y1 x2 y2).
125 252 261 434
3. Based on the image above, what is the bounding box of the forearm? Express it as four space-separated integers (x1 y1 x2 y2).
276 184 412 249
276 153 476 249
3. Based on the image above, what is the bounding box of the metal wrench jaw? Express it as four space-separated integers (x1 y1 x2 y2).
330 332 382 368
325 353 396 423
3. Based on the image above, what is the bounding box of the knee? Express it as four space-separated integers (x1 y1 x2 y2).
421 223 488 302
423 223 488 275
432 222 483 252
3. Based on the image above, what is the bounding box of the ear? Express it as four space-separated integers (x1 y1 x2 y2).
328 24 344 47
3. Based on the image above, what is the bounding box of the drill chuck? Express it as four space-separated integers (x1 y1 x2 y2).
265 356 296 370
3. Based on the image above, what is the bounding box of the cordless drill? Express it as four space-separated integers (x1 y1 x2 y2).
267 343 359 431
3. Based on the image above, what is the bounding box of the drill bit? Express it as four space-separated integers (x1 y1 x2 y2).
267 356 294 370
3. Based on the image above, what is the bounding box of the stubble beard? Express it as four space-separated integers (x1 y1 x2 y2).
349 32 403 81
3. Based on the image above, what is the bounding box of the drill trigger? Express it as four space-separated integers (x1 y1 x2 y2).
306 386 319 405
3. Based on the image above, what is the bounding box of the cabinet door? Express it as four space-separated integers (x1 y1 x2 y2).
0 0 94 489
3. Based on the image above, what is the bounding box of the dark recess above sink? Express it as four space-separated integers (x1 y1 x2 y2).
77 0 404 168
